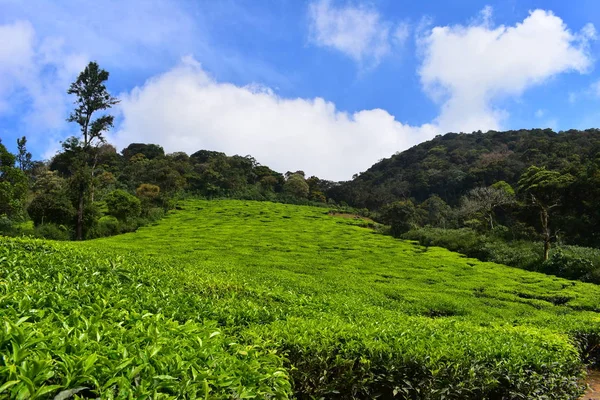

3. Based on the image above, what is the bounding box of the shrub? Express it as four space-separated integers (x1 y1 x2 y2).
380 200 418 236
0 215 14 235
27 192 75 226
34 223 71 240
403 228 543 271
105 189 141 221
402 228 600 283
146 207 165 222
542 249 596 281
95 215 120 237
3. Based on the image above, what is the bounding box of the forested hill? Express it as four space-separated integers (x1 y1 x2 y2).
329 128 600 209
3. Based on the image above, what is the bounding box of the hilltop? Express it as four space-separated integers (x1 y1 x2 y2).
330 128 600 208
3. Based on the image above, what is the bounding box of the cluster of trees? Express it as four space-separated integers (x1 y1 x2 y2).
0 62 337 240
332 129 600 251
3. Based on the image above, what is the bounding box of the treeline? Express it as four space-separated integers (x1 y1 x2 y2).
0 61 335 241
0 138 339 240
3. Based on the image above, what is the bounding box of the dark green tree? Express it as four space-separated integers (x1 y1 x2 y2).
518 166 574 261
381 200 418 236
0 141 28 219
28 170 76 228
66 61 119 240
105 189 141 221
284 174 309 198
16 136 32 173
419 194 452 228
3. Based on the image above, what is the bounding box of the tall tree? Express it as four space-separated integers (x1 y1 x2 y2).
460 183 515 230
16 136 32 173
66 61 119 240
0 141 28 219
518 166 574 261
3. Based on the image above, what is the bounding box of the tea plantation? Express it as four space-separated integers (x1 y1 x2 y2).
2 200 600 399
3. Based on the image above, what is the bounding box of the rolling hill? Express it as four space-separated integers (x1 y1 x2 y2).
2 200 600 398
330 128 600 208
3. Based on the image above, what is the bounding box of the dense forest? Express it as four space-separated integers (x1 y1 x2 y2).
0 136 333 240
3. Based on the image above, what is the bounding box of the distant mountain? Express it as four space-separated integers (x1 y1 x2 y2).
328 128 600 209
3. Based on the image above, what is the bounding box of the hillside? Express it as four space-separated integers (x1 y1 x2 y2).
3 200 600 398
330 128 600 208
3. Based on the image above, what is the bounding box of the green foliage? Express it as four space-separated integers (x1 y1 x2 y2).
16 136 32 173
61 200 600 398
491 180 515 196
518 166 575 204
403 227 600 283
67 61 119 148
66 61 119 240
0 215 15 235
146 207 165 222
95 215 120 237
0 237 291 398
27 193 76 226
105 189 141 221
122 143 165 160
380 199 418 236
330 129 600 249
418 194 453 228
283 174 309 198
542 249 597 282
0 141 28 219
34 223 72 240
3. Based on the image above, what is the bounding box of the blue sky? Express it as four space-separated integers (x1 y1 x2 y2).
1 0 600 180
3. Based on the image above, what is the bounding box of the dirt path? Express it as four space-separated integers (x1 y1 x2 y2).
582 370 600 399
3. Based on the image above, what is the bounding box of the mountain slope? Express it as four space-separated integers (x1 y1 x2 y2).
330 128 600 209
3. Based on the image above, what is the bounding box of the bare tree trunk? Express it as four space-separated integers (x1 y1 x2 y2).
540 208 550 261
544 239 550 261
90 151 98 203
76 185 84 241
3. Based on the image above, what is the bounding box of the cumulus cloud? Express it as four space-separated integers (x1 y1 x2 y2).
0 20 87 151
308 0 407 67
113 56 437 180
113 7 596 180
2 3 597 179
0 0 196 71
418 8 594 132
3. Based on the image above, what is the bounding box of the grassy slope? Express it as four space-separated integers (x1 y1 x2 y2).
2 199 600 398
91 200 600 326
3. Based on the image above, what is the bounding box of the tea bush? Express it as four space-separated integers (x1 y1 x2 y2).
403 227 600 281
3 200 600 398
0 238 291 399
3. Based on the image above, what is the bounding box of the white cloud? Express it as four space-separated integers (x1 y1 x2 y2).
590 80 600 97
113 8 596 180
308 0 406 67
0 0 196 71
113 56 437 180
393 22 411 46
418 8 594 132
0 20 87 153
0 21 35 113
